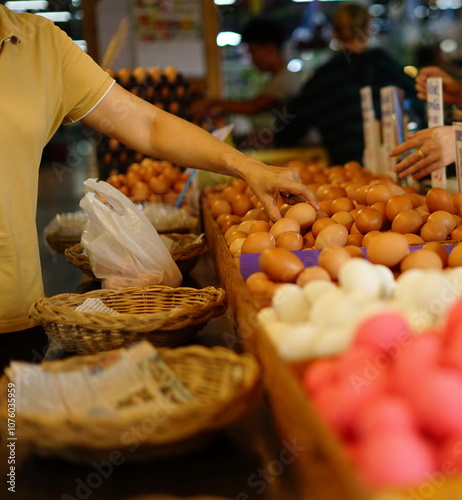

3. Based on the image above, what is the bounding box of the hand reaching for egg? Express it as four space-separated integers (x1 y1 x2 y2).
241 161 319 221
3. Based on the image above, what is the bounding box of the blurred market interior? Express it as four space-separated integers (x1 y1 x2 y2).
3 0 462 294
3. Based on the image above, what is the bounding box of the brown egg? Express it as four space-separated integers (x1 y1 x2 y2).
405 193 426 208
344 182 364 199
423 242 449 267
295 266 332 286
224 224 240 242
400 249 443 272
346 233 364 247
319 199 332 215
315 224 349 249
303 231 316 248
355 185 370 205
237 219 258 234
344 245 365 258
318 246 351 280
246 272 280 296
130 181 150 202
259 248 305 282
427 210 456 233
226 230 248 246
242 208 262 221
361 230 382 248
420 221 448 242
452 192 462 212
386 195 414 222
367 232 409 268
285 203 317 230
229 237 246 256
391 210 423 234
448 243 462 267
403 234 425 246
355 207 383 234
232 194 253 217
269 217 301 240
148 175 169 195
415 205 430 224
330 197 355 214
248 220 270 235
366 184 392 205
241 232 276 254
331 211 355 232
276 231 304 251
222 185 241 203
425 187 455 213
210 198 232 218
371 202 388 227
451 226 462 240
312 218 336 239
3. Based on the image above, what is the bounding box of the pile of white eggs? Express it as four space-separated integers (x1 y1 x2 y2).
257 258 462 361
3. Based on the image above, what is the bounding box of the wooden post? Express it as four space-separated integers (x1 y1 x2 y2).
81 0 100 63
200 0 222 98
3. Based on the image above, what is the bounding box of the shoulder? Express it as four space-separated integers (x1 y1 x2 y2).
0 6 56 40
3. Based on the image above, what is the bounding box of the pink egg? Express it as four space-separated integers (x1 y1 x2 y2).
409 368 462 438
312 370 387 437
389 331 442 396
358 430 436 489
353 311 411 357
436 435 462 474
441 323 462 371
303 358 339 395
442 297 462 339
354 394 417 439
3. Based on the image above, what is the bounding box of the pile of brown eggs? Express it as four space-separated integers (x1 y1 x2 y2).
106 157 190 204
206 160 462 295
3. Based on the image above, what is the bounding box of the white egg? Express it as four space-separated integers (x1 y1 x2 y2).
309 288 345 328
373 264 396 299
338 258 382 298
302 279 338 306
262 320 290 345
309 325 355 358
444 266 462 297
394 268 425 308
272 284 310 323
411 270 456 319
257 307 278 325
275 323 319 362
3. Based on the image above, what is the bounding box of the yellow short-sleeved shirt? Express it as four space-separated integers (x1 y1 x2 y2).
0 6 115 333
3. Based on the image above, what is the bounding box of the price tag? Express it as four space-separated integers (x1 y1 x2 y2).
427 77 446 188
380 86 405 179
360 86 382 174
453 122 462 192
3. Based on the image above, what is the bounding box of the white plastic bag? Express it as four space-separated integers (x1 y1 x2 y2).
79 178 182 289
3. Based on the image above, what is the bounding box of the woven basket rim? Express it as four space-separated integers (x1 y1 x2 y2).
29 285 227 331
0 345 261 455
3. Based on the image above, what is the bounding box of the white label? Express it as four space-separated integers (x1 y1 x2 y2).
381 86 404 179
453 122 462 193
427 77 447 188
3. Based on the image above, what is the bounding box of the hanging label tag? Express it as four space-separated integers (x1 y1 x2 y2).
427 77 446 188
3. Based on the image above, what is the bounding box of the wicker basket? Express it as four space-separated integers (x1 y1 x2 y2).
46 232 81 254
64 233 207 279
0 345 261 463
29 285 227 353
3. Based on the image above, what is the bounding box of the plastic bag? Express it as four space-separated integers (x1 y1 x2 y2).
79 178 182 289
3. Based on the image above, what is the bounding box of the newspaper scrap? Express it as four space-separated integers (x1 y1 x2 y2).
75 298 120 315
8 341 195 418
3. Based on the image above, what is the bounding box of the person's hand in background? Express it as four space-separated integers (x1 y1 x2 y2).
389 126 455 180
415 66 462 105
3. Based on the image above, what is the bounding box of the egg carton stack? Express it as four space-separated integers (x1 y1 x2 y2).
96 66 194 180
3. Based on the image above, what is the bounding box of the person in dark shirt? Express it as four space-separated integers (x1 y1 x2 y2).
275 2 424 165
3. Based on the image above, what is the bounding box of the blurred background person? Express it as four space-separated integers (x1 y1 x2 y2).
189 15 309 149
274 2 425 166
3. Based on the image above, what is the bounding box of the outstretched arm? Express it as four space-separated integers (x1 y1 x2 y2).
82 83 318 220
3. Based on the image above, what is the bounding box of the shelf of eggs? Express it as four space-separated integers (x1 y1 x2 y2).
99 66 201 222
201 159 462 500
98 66 190 180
